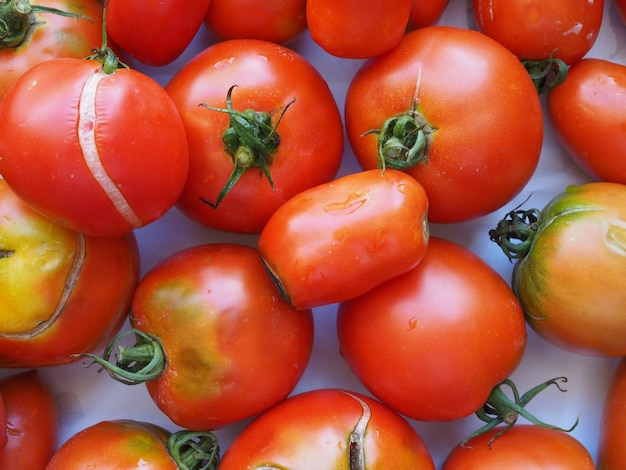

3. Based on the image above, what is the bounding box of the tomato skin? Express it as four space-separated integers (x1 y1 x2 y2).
46 420 177 470
472 0 603 64
306 0 411 58
258 168 430 310
598 358 626 469
166 39 343 234
408 0 449 29
219 388 435 469
0 58 189 237
442 425 594 469
345 26 543 223
337 237 527 421
130 243 314 430
547 58 626 184
512 182 626 356
615 0 626 23
0 370 59 470
106 0 212 66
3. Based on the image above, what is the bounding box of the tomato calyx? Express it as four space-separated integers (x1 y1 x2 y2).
489 198 542 261
462 377 579 448
198 85 295 208
167 430 221 470
521 56 569 94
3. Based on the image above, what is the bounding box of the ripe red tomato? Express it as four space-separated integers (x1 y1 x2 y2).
0 370 59 470
408 0 449 29
166 38 343 234
598 358 626 469
615 0 626 23
547 58 626 184
345 26 543 223
442 425 595 469
337 236 527 421
258 168 430 310
0 0 104 99
0 54 189 237
106 0 212 66
204 0 306 43
306 0 412 58
219 388 435 469
0 178 139 367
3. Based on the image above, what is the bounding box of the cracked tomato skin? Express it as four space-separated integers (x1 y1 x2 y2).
219 388 435 469
598 358 626 469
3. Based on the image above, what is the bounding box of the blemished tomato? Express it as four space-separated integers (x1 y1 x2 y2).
344 26 543 223
490 182 626 356
106 0 212 67
442 425 595 469
337 236 527 421
258 168 430 310
407 0 449 29
0 0 104 100
165 38 343 234
219 388 435 469
0 370 59 470
547 58 626 184
306 0 412 58
598 358 626 469
0 177 139 367
0 51 189 237
203 0 306 44
85 243 314 431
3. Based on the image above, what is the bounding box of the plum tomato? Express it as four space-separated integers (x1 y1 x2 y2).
598 358 626 469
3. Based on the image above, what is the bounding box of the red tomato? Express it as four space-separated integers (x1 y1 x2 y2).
0 0 104 99
598 358 626 469
547 58 626 184
345 26 543 223
615 0 626 23
0 178 139 367
337 236 527 421
204 0 306 43
442 425 594 469
258 168 430 310
165 38 343 234
0 55 189 237
306 0 412 58
0 370 59 470
408 0 449 29
219 388 435 469
106 0 212 66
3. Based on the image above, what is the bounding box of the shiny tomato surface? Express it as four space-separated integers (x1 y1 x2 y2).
598 358 626 469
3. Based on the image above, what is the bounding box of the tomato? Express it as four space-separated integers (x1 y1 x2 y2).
258 168 429 310
306 0 411 58
490 182 626 356
0 177 139 367
84 243 314 430
0 0 104 100
0 51 189 237
615 0 626 24
337 236 527 421
203 0 306 44
547 58 626 184
598 358 626 469
407 0 449 29
219 388 435 469
46 419 220 469
344 26 543 223
0 370 59 470
442 425 594 469
165 38 343 234
106 0 212 67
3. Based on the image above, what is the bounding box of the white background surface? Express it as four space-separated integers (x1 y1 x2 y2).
3 0 625 467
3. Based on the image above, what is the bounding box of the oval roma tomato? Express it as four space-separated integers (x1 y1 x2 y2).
258 168 430 310
345 26 543 223
0 0 104 99
306 0 411 58
490 182 626 356
204 0 306 43
165 38 343 234
0 370 59 470
442 425 595 469
547 58 626 184
408 0 449 29
337 236 527 421
106 0 212 66
0 53 189 237
219 388 435 469
598 358 626 469
0 178 139 367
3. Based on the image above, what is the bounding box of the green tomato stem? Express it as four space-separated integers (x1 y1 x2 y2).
168 431 221 470
489 198 542 261
522 56 569 94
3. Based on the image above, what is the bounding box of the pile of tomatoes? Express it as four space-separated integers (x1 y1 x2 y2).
1 0 626 468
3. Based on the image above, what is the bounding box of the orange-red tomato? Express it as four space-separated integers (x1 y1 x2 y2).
408 0 449 29
598 358 626 469
615 0 626 23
